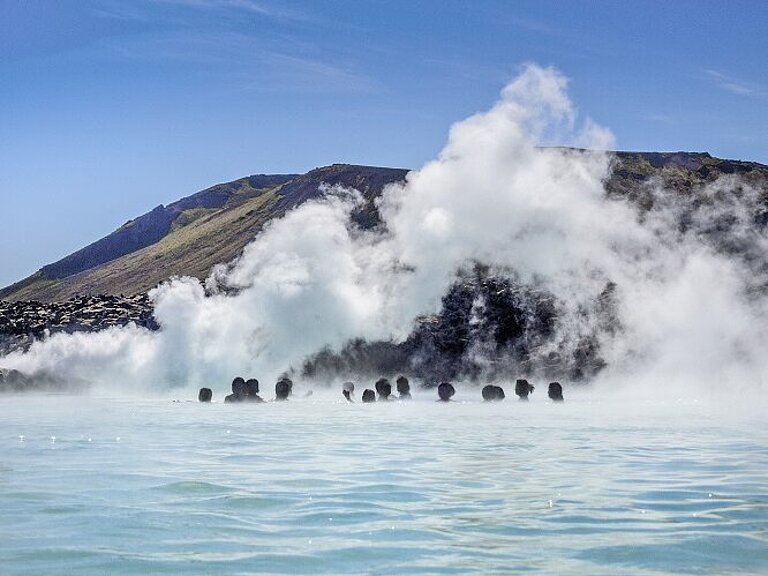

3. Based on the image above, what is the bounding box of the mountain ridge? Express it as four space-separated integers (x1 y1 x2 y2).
2 152 766 303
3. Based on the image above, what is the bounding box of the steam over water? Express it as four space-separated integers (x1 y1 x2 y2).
3 65 768 573
5 65 768 397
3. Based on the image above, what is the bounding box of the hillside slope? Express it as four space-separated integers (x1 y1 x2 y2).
1 165 407 301
2 152 766 303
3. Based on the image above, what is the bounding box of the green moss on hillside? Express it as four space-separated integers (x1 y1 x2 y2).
38 188 283 299
170 208 219 232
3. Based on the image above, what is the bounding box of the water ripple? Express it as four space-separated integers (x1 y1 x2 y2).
0 396 766 575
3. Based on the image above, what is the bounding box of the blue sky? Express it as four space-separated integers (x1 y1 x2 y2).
1 0 766 288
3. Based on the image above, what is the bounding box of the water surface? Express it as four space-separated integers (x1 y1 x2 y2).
1 392 766 575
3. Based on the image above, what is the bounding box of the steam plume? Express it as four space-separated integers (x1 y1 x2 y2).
5 64 768 399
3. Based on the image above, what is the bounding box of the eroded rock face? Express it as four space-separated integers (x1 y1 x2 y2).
0 293 158 356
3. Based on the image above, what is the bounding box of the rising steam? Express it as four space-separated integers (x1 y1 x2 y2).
5 64 768 398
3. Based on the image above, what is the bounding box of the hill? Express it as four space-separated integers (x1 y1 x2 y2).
1 152 766 303
0 165 408 302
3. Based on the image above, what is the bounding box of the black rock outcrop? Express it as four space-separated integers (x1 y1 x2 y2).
0 293 157 356
301 263 617 387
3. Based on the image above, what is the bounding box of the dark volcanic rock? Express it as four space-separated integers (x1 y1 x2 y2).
301 264 617 387
274 163 409 229
0 293 157 357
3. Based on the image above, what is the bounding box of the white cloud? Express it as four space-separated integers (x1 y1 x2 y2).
704 69 766 97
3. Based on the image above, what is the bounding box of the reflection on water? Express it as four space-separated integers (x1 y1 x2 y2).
1 393 767 575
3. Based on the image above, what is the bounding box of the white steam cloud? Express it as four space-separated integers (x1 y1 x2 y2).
4 64 768 400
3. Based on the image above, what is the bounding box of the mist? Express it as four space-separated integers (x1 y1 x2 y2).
4 64 767 403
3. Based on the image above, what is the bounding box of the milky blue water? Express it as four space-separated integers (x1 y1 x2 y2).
1 391 767 575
